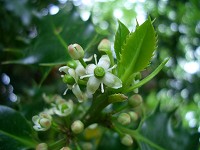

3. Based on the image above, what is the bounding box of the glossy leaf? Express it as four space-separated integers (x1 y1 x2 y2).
139 106 200 150
114 20 130 61
0 105 37 150
2 6 97 65
119 17 157 80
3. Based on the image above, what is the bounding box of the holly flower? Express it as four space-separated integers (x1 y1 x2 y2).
52 97 73 117
59 61 86 102
81 55 122 94
32 113 52 131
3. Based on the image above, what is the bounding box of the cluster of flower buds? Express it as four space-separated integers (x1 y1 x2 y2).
59 40 122 102
32 95 74 131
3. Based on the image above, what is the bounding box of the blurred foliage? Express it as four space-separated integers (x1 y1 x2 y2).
0 0 200 149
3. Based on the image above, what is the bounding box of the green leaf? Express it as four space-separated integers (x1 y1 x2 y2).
114 20 130 61
0 105 37 150
124 58 169 93
139 106 200 150
119 17 157 81
2 6 98 65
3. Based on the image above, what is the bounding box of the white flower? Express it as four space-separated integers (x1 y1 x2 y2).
52 97 73 117
32 113 52 131
59 61 86 102
81 55 122 94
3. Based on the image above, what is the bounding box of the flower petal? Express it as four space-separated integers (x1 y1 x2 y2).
59 66 70 74
68 68 77 81
86 64 96 74
72 84 85 102
75 62 85 76
103 72 122 89
97 55 110 69
87 76 101 94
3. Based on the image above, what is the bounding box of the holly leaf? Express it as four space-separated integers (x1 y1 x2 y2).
2 6 98 66
114 20 130 61
118 17 157 80
139 106 200 150
0 105 37 150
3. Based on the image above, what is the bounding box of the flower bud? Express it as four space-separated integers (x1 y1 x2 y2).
121 134 133 146
71 120 84 134
32 113 52 131
128 111 138 121
82 142 93 150
60 147 71 150
128 94 143 108
53 98 73 117
117 113 131 125
36 143 48 150
98 39 111 52
68 44 84 60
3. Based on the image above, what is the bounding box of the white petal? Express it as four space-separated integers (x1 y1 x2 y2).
68 68 77 81
87 76 101 94
103 72 122 89
72 84 85 103
32 116 39 124
59 66 70 74
98 55 110 69
75 62 85 76
86 64 96 74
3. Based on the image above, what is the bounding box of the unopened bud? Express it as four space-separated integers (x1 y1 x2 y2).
32 113 52 131
121 134 133 146
68 44 84 60
60 147 71 150
117 113 131 125
36 143 48 150
98 39 111 52
128 94 143 108
82 142 93 150
71 120 84 134
128 111 138 121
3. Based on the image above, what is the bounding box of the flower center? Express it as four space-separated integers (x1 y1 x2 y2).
94 67 105 78
63 74 75 85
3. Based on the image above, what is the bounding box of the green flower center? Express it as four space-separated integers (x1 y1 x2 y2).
63 74 75 85
94 67 105 78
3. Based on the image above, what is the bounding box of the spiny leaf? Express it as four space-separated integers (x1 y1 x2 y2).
119 17 157 81
114 20 130 61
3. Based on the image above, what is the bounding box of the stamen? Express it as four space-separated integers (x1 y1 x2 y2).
80 74 94 79
59 66 68 72
63 88 68 95
83 55 93 62
94 54 97 65
107 64 117 71
101 83 104 93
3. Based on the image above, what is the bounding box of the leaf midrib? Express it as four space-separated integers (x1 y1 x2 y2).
0 130 36 147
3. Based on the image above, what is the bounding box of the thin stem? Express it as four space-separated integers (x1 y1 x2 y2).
110 104 128 115
79 58 87 68
106 50 117 75
123 58 169 93
49 138 66 150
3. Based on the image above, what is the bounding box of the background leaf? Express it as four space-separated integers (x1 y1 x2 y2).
119 17 156 80
2 6 98 65
0 105 37 150
114 20 130 61
139 106 200 150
